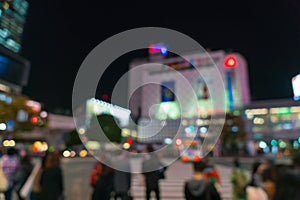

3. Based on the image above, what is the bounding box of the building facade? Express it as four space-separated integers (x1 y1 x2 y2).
128 50 250 145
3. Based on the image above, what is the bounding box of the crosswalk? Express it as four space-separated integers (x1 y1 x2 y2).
130 160 234 200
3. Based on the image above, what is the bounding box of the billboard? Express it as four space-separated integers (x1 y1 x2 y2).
161 81 175 102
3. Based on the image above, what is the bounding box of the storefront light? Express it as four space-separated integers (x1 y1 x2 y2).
258 141 267 149
0 123 6 130
253 117 265 125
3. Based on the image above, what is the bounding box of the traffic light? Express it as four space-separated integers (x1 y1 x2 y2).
30 115 39 125
224 54 238 68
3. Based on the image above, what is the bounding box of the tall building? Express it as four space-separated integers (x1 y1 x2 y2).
0 0 29 53
0 0 30 94
127 49 251 158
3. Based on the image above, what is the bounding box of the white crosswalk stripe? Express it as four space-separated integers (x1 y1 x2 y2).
130 161 234 200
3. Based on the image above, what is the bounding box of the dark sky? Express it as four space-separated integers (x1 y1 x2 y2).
20 0 300 113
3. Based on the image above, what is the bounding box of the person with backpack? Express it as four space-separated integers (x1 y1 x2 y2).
202 156 221 194
184 161 221 200
230 158 249 200
90 161 102 188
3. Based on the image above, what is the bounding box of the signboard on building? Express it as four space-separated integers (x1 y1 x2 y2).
292 74 300 100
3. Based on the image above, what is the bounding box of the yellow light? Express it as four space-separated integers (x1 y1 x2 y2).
131 130 137 138
123 143 130 150
79 150 87 157
3 140 9 147
161 121 167 126
270 116 278 123
121 128 130 137
34 141 42 146
9 140 15 147
78 128 85 134
245 108 268 115
181 120 187 126
246 114 254 119
63 150 71 158
291 106 300 113
3 2 9 10
253 117 265 125
86 141 100 150
196 119 203 126
41 142 48 151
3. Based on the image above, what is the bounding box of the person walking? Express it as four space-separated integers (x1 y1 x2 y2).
13 154 33 200
142 144 163 200
230 158 249 200
39 152 64 200
92 161 115 200
245 161 268 200
113 150 132 200
184 161 221 200
2 147 19 200
202 156 221 193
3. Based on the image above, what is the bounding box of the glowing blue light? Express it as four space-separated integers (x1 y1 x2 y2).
5 96 12 104
231 126 238 132
263 147 270 153
283 123 293 130
293 141 299 148
298 136 300 144
160 46 168 56
271 146 278 154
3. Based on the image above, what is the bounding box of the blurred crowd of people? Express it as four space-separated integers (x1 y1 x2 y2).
90 144 167 200
230 154 300 200
0 147 64 200
2 145 300 200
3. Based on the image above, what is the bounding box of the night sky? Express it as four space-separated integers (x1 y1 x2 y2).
19 0 300 113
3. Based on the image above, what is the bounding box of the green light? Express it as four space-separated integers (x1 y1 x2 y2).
48 146 55 153
156 102 180 120
276 107 291 116
233 110 240 116
278 140 287 149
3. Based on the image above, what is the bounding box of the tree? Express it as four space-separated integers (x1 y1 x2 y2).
65 129 82 148
87 114 122 144
0 93 48 133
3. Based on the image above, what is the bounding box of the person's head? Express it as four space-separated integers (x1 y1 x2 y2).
44 151 61 168
261 164 290 199
7 147 17 156
202 156 210 165
273 171 300 200
21 154 31 165
193 161 206 173
261 167 276 199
